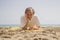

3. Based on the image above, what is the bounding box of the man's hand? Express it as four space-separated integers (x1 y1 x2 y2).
32 25 39 30
22 18 30 30
26 18 30 24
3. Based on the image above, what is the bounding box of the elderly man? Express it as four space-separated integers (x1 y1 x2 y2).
21 7 40 30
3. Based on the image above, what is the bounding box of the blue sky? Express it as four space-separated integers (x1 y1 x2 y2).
0 0 60 25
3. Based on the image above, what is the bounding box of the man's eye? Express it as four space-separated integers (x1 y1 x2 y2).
31 14 33 15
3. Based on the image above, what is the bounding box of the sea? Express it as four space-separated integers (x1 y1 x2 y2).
0 24 60 28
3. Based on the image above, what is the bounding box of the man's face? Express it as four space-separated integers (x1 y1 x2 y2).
25 10 34 19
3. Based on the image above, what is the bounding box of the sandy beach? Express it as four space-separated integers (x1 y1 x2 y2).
0 27 60 40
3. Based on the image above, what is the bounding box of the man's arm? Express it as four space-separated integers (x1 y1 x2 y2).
22 19 30 30
35 16 41 27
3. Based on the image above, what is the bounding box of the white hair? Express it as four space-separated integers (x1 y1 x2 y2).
25 7 35 14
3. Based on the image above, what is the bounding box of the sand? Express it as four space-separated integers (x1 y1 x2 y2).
0 27 60 40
